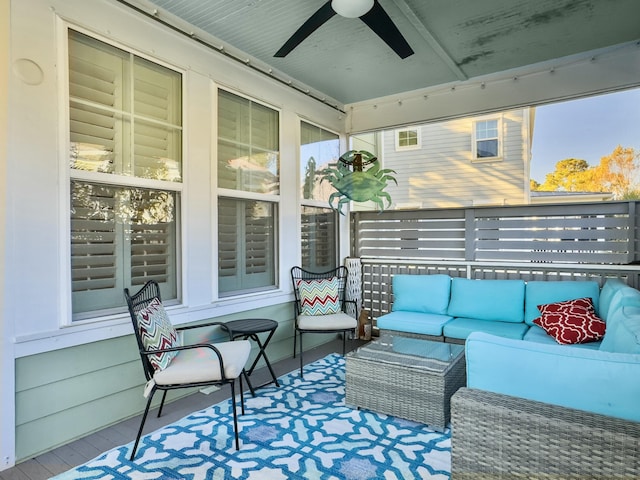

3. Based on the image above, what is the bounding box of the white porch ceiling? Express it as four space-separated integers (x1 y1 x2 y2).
121 0 640 108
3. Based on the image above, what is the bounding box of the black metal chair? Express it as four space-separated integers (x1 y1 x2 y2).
291 266 358 377
124 280 251 460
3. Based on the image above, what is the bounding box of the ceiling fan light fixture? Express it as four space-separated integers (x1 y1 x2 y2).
331 0 374 18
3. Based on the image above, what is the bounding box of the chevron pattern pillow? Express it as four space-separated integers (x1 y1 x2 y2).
136 297 181 371
297 277 342 316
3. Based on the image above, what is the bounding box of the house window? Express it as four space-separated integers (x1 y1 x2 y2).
300 121 339 271
217 90 279 295
301 206 337 271
68 29 182 319
473 118 501 159
217 197 276 294
395 127 421 151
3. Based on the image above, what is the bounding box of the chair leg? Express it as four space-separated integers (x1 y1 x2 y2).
130 387 156 461
239 374 245 416
230 380 240 450
299 332 304 378
157 390 168 418
293 328 297 358
342 331 347 355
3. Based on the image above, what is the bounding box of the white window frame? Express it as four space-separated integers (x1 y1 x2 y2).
395 126 421 151
216 87 281 297
472 116 503 161
64 25 184 323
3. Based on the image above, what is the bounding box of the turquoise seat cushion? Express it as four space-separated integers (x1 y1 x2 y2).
523 325 601 350
443 317 529 340
447 278 525 323
524 280 600 326
466 332 640 422
391 274 451 314
598 278 629 320
377 311 453 337
599 305 640 354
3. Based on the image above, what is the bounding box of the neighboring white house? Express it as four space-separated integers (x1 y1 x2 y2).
352 108 534 210
387 109 534 208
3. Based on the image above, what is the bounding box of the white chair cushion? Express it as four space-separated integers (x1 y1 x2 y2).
297 312 357 331
153 340 251 385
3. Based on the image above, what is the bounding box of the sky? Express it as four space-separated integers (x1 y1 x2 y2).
530 88 640 183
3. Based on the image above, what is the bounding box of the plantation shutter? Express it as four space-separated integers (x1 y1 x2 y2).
133 57 182 181
69 30 181 317
69 31 127 173
301 207 337 272
217 89 279 295
218 198 239 293
70 182 123 313
218 198 275 295
129 190 177 291
299 122 339 271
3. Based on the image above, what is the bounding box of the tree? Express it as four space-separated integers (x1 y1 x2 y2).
536 158 598 192
532 146 640 199
593 145 639 198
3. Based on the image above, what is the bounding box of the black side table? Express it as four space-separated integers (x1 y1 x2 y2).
221 318 280 395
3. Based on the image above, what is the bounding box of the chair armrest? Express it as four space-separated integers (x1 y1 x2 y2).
175 320 226 332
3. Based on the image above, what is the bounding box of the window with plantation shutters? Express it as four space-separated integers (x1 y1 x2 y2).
217 89 279 295
299 121 339 272
68 29 182 319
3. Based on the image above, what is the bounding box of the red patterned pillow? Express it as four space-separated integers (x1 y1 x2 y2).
533 297 606 345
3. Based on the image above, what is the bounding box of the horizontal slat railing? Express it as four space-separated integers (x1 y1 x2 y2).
351 200 640 328
359 259 640 329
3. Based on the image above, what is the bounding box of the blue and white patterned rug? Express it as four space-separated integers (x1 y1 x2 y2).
54 354 451 479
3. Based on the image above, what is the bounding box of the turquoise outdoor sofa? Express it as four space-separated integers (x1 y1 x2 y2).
451 278 640 478
377 274 640 477
378 273 611 345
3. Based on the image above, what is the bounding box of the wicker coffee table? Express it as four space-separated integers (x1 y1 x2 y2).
345 333 466 431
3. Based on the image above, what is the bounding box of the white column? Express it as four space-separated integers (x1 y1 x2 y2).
0 0 15 470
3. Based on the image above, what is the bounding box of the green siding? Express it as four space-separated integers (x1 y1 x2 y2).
15 301 329 461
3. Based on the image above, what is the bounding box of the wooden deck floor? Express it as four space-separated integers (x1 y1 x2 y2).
1 338 365 480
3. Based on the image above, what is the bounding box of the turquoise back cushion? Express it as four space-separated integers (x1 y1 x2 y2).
466 332 640 422
391 274 451 314
524 281 600 326
603 284 640 319
598 278 628 320
447 278 525 323
599 305 640 354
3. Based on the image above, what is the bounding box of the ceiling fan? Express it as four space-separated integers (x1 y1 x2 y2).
274 0 414 59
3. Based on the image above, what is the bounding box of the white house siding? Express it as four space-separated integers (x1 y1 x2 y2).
4 0 345 465
381 109 530 209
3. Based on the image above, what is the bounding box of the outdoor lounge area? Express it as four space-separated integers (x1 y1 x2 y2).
3 0 640 478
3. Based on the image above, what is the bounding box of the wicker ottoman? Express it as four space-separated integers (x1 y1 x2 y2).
345 333 466 431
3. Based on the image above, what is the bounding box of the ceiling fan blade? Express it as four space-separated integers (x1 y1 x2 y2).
360 0 414 59
274 1 337 57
